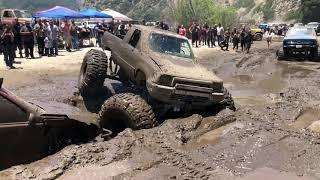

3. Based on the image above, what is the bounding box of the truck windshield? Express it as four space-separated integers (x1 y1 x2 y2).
14 10 31 18
149 33 193 59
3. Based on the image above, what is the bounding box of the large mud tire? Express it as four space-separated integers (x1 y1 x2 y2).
222 88 236 111
98 93 158 134
277 49 285 61
78 49 108 96
255 33 263 41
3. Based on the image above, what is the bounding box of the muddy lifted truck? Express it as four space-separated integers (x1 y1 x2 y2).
78 25 235 134
277 27 320 60
0 78 97 170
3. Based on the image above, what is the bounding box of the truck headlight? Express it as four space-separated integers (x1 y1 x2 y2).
158 75 173 86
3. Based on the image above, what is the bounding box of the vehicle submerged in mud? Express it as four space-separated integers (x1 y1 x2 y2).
0 78 97 170
78 25 235 134
277 27 320 60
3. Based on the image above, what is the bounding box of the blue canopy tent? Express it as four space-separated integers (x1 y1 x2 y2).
79 9 112 18
33 6 88 19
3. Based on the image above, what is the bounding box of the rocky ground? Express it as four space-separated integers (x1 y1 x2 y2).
1 40 320 180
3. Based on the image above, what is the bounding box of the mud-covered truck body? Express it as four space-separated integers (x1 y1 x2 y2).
103 25 227 107
0 78 97 170
78 25 235 135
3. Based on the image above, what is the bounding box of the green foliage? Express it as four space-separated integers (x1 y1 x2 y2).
175 0 238 27
235 0 255 10
285 10 302 22
0 0 79 13
261 0 275 21
301 0 320 23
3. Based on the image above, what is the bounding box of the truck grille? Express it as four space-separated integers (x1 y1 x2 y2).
170 94 208 102
173 77 223 93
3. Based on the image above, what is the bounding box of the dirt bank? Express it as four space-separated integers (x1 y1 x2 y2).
1 41 320 179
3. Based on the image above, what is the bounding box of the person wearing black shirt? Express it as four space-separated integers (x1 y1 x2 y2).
240 29 246 52
212 25 218 47
13 19 23 58
1 25 15 69
244 31 254 53
95 23 105 47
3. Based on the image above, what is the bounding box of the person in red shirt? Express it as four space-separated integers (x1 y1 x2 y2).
178 25 187 37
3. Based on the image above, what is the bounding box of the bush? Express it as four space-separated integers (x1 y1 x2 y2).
175 0 238 28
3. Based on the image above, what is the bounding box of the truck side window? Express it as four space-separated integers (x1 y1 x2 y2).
3 11 14 18
128 29 141 48
0 95 28 123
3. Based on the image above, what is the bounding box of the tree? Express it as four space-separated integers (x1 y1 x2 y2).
0 0 79 13
175 0 238 27
301 0 320 23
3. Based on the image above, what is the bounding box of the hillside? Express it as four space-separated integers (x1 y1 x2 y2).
83 0 175 23
0 0 80 13
84 0 320 24
0 0 318 24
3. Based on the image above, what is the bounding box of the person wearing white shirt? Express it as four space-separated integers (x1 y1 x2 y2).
217 23 224 43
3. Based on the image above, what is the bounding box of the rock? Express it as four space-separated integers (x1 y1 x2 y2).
308 120 320 133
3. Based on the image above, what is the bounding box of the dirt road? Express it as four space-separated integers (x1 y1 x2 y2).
1 42 320 180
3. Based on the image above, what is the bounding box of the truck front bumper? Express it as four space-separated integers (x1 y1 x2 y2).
147 82 224 107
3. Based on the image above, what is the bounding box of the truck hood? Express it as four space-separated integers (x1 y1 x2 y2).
150 54 223 82
32 101 98 126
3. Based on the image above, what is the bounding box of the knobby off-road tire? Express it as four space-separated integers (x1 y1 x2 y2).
222 88 236 111
78 49 108 96
277 48 285 61
98 93 158 134
255 33 263 41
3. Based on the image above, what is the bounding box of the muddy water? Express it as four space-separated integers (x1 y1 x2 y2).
291 109 320 129
4 42 320 179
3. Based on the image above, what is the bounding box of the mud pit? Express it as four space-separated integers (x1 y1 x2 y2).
2 42 320 179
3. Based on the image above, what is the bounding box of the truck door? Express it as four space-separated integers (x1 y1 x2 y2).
0 93 47 170
119 29 142 80
2 10 15 24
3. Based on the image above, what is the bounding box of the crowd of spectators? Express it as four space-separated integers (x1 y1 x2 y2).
177 22 254 53
0 18 133 70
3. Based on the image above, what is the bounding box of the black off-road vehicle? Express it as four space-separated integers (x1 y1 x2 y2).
0 78 97 170
277 27 320 60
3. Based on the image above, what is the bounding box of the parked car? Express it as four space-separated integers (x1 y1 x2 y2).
277 27 319 60
0 9 31 25
0 78 98 170
307 22 320 35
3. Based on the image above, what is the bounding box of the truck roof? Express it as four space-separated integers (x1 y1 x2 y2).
132 25 188 40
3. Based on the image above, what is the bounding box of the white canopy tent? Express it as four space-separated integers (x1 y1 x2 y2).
101 8 132 21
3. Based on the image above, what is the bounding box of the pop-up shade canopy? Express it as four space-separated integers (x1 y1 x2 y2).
33 6 88 19
101 9 132 21
80 9 112 18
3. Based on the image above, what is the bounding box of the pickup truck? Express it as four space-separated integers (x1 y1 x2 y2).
0 9 31 25
78 25 235 135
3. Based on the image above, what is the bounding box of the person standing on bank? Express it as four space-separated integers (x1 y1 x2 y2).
13 19 23 58
217 23 224 44
20 21 35 59
48 20 59 56
1 25 15 69
34 20 46 57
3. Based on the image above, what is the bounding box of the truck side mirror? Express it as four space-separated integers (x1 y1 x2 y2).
28 113 36 125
